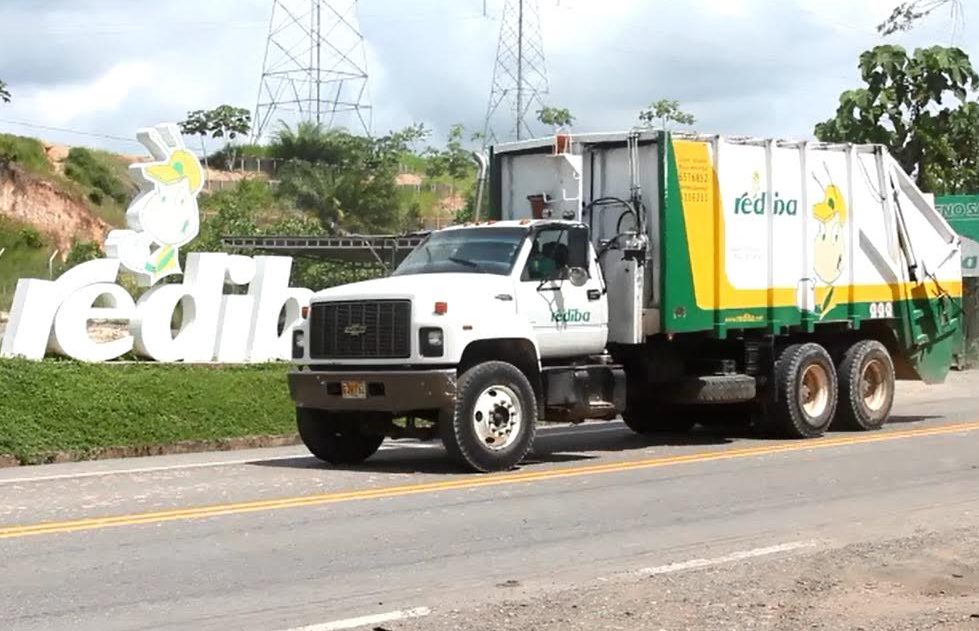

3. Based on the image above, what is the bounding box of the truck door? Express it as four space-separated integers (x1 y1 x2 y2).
516 225 608 358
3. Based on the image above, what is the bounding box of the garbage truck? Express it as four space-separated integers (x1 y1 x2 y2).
288 130 963 472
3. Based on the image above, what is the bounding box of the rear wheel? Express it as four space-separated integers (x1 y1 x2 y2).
297 408 385 465
763 343 838 438
441 361 537 473
833 340 895 431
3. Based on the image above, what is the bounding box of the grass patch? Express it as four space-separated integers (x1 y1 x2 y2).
0 133 51 176
0 217 51 310
0 360 296 464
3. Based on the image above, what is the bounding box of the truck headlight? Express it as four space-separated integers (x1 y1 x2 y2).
419 327 444 357
292 329 305 359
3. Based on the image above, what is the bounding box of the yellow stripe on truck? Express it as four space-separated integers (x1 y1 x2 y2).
672 139 962 311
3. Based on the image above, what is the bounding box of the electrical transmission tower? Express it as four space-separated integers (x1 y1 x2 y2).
253 0 372 141
482 0 550 145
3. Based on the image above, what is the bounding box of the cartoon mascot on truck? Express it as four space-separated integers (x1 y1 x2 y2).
797 180 847 319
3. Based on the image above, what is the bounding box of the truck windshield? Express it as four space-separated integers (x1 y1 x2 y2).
392 227 528 277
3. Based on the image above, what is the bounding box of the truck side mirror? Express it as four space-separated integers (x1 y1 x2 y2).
568 266 588 287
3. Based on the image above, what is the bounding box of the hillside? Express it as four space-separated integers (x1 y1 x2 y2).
0 130 472 310
0 135 120 250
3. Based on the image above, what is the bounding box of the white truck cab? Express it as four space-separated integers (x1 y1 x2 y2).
290 220 623 472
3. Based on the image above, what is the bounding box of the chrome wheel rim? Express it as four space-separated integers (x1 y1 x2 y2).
861 358 888 412
799 363 831 421
472 385 522 451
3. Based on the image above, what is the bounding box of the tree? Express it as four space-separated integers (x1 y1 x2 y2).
878 0 961 35
271 122 430 234
205 105 252 169
179 109 211 169
536 106 575 132
814 45 979 194
0 79 9 103
425 123 475 180
178 105 252 170
639 99 696 130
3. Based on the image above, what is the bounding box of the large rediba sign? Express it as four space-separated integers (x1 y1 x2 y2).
0 124 311 363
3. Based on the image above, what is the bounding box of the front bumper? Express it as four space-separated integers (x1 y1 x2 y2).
288 369 457 413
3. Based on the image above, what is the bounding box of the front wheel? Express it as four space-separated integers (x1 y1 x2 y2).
441 361 537 473
297 408 385 465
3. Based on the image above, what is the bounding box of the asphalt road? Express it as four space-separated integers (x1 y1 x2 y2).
0 371 977 631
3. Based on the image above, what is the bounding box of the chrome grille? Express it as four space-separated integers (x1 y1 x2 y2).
309 300 411 359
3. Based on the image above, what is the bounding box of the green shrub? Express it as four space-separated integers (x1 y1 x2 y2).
64 240 103 267
0 360 295 464
18 226 43 249
64 147 130 206
207 142 272 169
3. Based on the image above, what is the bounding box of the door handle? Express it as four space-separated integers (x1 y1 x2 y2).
587 289 601 301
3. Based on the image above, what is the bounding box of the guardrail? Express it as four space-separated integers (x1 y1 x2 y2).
220 233 428 268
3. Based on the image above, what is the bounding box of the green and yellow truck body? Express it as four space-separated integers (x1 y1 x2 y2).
492 131 962 385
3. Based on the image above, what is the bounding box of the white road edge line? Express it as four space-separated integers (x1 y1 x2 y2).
0 454 309 485
0 443 443 485
0 423 627 485
634 541 820 577
280 606 432 631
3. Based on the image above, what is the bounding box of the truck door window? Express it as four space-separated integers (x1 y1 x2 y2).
524 227 589 281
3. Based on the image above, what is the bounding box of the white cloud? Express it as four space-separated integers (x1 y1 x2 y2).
689 0 753 17
16 61 154 125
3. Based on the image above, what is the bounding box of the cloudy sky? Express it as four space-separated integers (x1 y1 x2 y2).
0 0 973 155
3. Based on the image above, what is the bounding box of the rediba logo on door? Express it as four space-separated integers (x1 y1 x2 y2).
552 308 592 323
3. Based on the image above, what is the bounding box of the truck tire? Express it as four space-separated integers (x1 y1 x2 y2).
764 343 838 439
621 394 696 434
297 408 385 465
669 375 757 404
832 340 895 431
441 361 537 473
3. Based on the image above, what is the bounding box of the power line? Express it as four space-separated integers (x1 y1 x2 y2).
0 119 139 144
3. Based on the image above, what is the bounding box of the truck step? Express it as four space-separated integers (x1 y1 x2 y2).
588 400 617 411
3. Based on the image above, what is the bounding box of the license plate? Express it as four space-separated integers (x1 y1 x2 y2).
341 381 367 399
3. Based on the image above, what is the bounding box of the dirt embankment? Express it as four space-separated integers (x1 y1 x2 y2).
0 161 111 252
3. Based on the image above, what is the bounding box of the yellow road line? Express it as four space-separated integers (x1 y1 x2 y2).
2 421 978 540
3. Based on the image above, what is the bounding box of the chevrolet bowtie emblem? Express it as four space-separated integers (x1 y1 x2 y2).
344 323 368 337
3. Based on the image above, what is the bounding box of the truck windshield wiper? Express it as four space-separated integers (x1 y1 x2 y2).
448 257 480 269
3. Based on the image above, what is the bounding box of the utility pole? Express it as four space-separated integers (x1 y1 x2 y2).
253 0 372 141
482 0 549 145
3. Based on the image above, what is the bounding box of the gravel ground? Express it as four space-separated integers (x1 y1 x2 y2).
398 527 979 631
